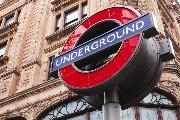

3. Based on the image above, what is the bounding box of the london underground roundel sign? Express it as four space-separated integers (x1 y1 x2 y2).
61 7 141 92
51 6 163 98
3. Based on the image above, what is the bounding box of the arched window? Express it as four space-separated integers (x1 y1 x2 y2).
39 97 102 120
39 91 179 120
121 91 179 120
137 91 179 120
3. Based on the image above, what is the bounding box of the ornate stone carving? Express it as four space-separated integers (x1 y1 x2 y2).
0 80 61 107
45 22 79 44
44 41 65 53
0 90 77 120
0 0 19 11
51 0 78 12
0 66 7 73
34 90 77 119
0 79 9 96
157 78 180 102
0 21 19 39
0 67 19 78
21 58 42 69
110 0 124 5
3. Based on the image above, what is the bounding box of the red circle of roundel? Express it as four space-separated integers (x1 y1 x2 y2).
60 6 141 90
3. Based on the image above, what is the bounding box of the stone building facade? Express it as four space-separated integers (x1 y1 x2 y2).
0 0 179 120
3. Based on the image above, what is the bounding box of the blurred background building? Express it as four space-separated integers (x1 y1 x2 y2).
0 0 179 120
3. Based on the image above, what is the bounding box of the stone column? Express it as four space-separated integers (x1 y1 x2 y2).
60 11 65 28
78 2 83 20
52 15 57 33
4 38 12 56
13 10 19 22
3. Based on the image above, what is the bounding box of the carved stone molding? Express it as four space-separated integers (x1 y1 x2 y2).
0 90 77 120
21 58 42 69
0 0 19 11
44 41 65 53
34 90 77 119
157 80 180 102
51 0 78 12
0 106 31 120
0 67 19 78
0 66 7 73
0 79 61 107
163 66 180 78
45 21 79 44
0 21 19 39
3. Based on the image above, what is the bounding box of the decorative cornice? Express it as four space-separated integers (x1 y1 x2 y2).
35 90 77 118
51 0 78 12
46 17 88 44
0 67 19 78
0 90 77 119
0 21 19 39
21 58 42 69
0 0 19 11
163 63 180 78
44 41 65 53
0 79 62 107
0 66 7 73
157 80 180 102
45 21 79 44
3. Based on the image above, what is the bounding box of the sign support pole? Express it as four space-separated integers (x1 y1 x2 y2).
102 87 122 120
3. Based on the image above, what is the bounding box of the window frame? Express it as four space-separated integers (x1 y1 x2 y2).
53 0 88 32
0 9 21 30
0 41 7 59
47 55 59 81
64 6 79 28
55 15 61 31
39 91 179 120
5 14 14 26
82 2 88 19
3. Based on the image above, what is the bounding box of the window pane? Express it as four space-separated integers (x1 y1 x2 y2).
122 108 135 120
6 15 14 26
90 110 102 120
139 107 158 120
0 44 6 57
67 114 87 120
162 109 177 120
82 3 87 19
55 15 61 31
141 92 173 105
65 8 78 27
41 99 89 120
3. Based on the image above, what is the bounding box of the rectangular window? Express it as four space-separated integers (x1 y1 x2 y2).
55 15 61 31
82 2 88 19
48 56 59 80
65 7 78 27
0 42 6 59
5 14 14 26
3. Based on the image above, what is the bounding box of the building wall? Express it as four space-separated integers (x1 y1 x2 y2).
0 0 179 119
